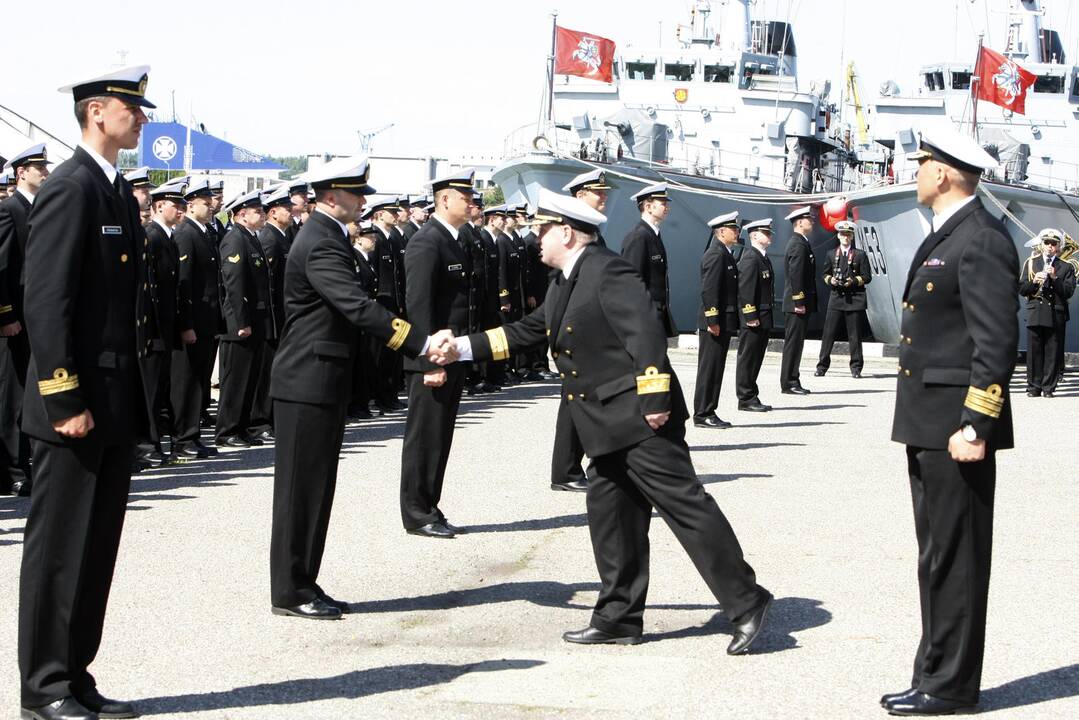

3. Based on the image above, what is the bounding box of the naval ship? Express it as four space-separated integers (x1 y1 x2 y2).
492 0 1079 350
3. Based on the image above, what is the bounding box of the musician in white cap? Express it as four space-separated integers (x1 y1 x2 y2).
18 64 157 720
693 211 741 428
779 205 817 394
814 220 872 378
883 127 1019 716
1018 227 1075 397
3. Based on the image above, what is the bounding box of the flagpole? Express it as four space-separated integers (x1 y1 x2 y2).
547 11 558 127
970 33 984 140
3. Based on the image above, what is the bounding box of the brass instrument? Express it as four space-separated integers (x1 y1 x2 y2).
1025 230 1079 302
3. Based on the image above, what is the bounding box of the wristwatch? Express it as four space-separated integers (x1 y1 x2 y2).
961 424 978 442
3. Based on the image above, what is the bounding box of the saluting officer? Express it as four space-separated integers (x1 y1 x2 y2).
269 157 455 620
815 220 872 378
779 206 817 394
216 189 275 447
1019 227 1076 397
735 219 775 413
562 168 610 248
621 183 677 337
693 211 741 429
0 144 51 497
399 169 477 539
18 65 157 720
882 129 1018 716
170 180 220 458
456 189 772 653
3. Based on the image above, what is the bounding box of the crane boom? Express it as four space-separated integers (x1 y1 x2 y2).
845 61 869 146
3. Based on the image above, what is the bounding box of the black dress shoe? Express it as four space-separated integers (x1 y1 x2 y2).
551 479 589 492
271 597 342 620
693 415 732 429
814 369 826 377
319 594 351 614
884 691 977 716
539 370 560 380
1043 391 1054 398
562 626 642 645
12 479 32 497
216 435 251 448
76 688 138 719
253 429 274 441
173 443 210 459
851 370 862 378
881 688 921 708
243 434 265 446
1026 390 1041 397
406 522 455 539
727 593 772 655
782 386 810 395
21 697 98 720
738 402 771 412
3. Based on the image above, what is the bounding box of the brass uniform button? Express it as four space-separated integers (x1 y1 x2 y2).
120 253 129 263
579 393 586 401
925 282 934 292
564 349 572 357
905 337 912 344
904 369 911 377
567 393 574 401
899 334 904 341
571 370 578 377
559 373 565 379
566 326 573 333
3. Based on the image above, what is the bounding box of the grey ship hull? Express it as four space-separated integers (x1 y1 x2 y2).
495 155 1079 352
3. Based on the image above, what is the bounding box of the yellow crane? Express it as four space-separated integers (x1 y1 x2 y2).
845 61 869 147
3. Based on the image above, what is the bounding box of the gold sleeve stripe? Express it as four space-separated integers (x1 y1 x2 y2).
498 289 510 298
179 254 189 261
741 304 757 314
636 366 671 395
0 304 13 313
486 327 510 361
386 318 411 351
856 276 864 285
227 254 241 263
704 307 719 317
964 384 1004 419
39 368 79 396
791 292 806 300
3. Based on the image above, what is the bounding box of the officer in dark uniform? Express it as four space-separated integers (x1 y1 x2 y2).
459 193 491 394
203 179 227 426
693 211 741 428
283 180 308 247
369 198 408 411
815 220 872 378
269 157 453 620
347 220 381 419
390 198 410 307
0 144 51 496
18 65 156 720
170 180 219 458
457 189 773 653
562 168 611 248
404 195 428 240
779 206 817 394
883 129 1018 717
621 183 676 337
735 219 775 412
1019 227 1076 397
514 204 549 380
394 194 414 247
399 169 476 539
122 166 153 225
253 187 292 436
477 204 506 389
215 189 275 447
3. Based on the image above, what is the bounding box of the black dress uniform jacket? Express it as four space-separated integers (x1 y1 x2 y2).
698 242 740 331
497 231 522 312
0 190 31 327
374 226 404 315
821 245 872 311
259 224 289 338
892 198 1018 450
144 220 189 350
782 232 817 312
219 225 275 342
621 219 676 336
1019 255 1075 325
173 217 221 339
737 248 775 330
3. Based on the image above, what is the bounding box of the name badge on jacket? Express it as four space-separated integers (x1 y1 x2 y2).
448 263 463 271
102 225 123 235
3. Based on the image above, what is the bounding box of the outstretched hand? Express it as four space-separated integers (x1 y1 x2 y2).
426 329 459 365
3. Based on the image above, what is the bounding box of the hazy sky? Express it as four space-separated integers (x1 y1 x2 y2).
4 0 1077 159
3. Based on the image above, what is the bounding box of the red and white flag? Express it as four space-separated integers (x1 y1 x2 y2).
554 26 616 83
974 46 1037 114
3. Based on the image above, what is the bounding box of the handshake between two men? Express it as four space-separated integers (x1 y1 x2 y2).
421 328 463 386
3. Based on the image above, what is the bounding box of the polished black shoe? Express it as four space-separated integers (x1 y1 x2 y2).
1026 390 1041 397
738 402 771 412
814 369 826 377
406 521 456 539
271 597 343 620
727 594 772 655
76 688 138 719
1043 391 1055 398
476 381 502 393
693 415 732 429
173 443 210 459
880 688 921 708
538 370 560 380
851 370 863 378
884 691 977 716
551 479 589 492
782 386 811 395
216 435 251 448
523 370 544 381
12 479 33 497
21 696 98 720
562 626 642 645
253 429 274 441
243 434 265 446
319 594 351 614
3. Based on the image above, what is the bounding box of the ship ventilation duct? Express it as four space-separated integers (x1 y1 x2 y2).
601 108 669 164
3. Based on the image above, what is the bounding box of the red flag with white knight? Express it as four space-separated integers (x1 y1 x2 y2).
974 46 1036 114
554 25 616 83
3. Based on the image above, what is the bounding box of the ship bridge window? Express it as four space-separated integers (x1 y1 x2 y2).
1072 73 1079 97
664 62 695 82
626 61 656 80
1033 74 1064 93
705 64 734 83
951 71 971 90
924 71 945 91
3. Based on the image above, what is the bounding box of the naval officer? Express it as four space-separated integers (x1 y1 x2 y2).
1019 227 1075 397
18 65 157 720
815 220 872 378
882 129 1019 716
779 205 817 394
455 189 772 653
693 211 741 429
269 157 456 619
621 183 677 337
734 219 776 412
122 166 153 224
562 168 610 248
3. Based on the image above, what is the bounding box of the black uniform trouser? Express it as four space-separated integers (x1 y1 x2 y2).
780 311 808 388
500 301 524 372
586 428 768 636
816 308 865 374
399 364 467 529
19 438 133 707
906 446 995 705
171 332 214 445
735 323 769 404
0 331 31 489
550 399 586 486
1026 319 1064 392
374 346 403 407
215 337 264 441
693 329 732 418
139 351 169 446
250 341 275 434
349 332 378 411
270 398 347 607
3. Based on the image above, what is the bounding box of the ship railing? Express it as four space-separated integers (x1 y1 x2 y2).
889 161 1079 194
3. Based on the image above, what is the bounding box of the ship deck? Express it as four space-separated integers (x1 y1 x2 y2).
1 351 1076 718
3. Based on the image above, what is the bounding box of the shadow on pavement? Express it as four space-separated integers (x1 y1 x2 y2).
698 472 772 485
810 388 890 395
348 580 599 614
644 596 832 653
690 442 805 452
464 513 589 534
980 663 1079 712
137 659 546 716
